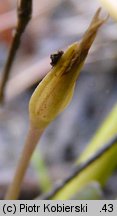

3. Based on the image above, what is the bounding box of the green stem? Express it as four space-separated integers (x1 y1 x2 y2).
5 124 43 200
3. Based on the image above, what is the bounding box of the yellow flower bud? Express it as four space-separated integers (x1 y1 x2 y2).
99 0 117 20
29 8 107 130
5 8 108 201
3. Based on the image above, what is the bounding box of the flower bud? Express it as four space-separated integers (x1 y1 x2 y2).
29 8 106 130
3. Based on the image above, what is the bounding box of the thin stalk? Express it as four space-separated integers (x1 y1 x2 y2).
5 124 43 200
0 0 32 102
37 135 117 200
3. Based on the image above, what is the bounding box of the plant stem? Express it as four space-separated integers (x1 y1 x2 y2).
5 124 43 200
0 0 32 103
37 135 117 200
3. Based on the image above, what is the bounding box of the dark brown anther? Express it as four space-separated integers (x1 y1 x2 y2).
50 50 64 66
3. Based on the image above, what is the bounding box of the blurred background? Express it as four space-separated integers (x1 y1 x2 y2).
0 0 117 199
